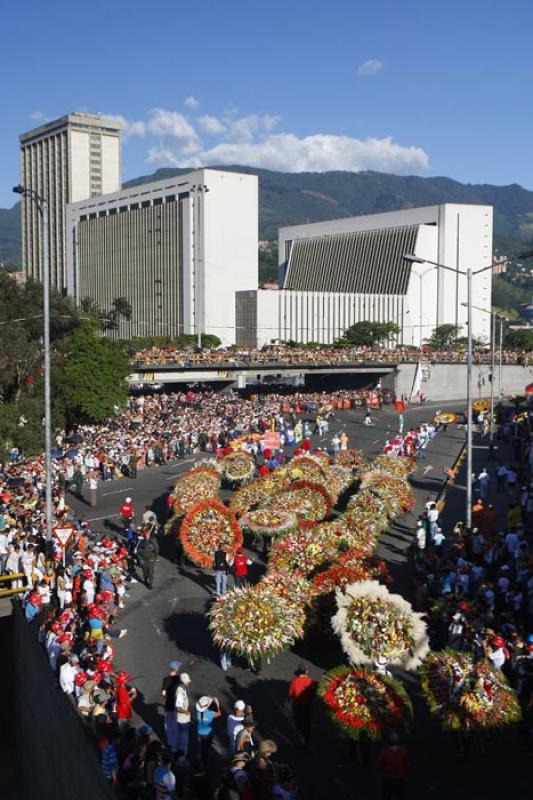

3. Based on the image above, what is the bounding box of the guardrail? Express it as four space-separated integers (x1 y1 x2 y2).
0 573 27 598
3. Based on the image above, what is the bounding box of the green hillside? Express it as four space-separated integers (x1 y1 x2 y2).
0 203 21 268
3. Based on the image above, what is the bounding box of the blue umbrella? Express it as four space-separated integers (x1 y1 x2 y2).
64 448 80 459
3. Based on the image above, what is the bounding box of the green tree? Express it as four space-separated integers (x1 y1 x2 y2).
504 327 533 350
426 324 462 350
58 324 129 422
340 321 400 347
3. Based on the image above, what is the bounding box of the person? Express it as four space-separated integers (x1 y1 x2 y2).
72 466 84 499
115 671 136 730
175 672 192 763
427 503 439 541
59 653 79 697
196 695 221 770
137 529 159 589
232 547 253 589
339 431 348 451
119 497 135 529
161 660 182 756
235 717 256 757
364 409 373 425
101 729 120 786
153 750 176 800
219 751 252 800
378 730 408 800
478 467 490 501
496 463 508 492
398 413 404 434
227 699 248 751
331 434 340 454
88 470 98 507
214 545 230 596
287 663 316 745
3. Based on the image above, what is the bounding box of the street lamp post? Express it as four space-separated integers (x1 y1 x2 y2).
13 185 53 543
403 249 533 530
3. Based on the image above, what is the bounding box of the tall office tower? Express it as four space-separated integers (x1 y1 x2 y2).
19 112 121 290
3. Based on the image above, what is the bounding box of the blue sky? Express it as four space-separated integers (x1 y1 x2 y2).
2 0 533 206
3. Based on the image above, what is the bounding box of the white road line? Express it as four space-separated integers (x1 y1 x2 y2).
88 513 119 522
102 486 134 496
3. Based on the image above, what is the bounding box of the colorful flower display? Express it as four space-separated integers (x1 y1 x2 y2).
421 650 522 732
312 551 391 596
266 480 332 528
332 581 429 669
371 454 417 480
221 451 256 486
229 472 288 517
361 471 415 515
268 525 340 575
172 466 221 516
282 455 328 485
180 500 243 569
260 568 313 605
335 448 366 471
240 509 298 538
319 665 413 740
208 584 306 661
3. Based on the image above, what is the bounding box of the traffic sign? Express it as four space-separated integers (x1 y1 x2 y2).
53 525 75 549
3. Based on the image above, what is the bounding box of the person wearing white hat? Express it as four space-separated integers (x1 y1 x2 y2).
195 695 221 770
226 699 250 751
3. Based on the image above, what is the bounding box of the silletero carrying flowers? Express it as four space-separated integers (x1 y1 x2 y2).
266 480 332 528
240 509 297 539
332 580 429 669
319 665 413 740
208 584 306 661
420 650 521 732
172 465 221 516
180 499 243 569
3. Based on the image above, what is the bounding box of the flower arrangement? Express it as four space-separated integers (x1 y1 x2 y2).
335 449 366 471
420 650 522 732
327 516 377 556
361 472 415 515
266 480 332 528
260 568 313 605
347 490 390 533
283 455 328 484
240 509 298 538
332 580 429 669
319 665 413 740
292 452 330 469
208 584 306 661
172 466 221 516
371 454 417 480
268 525 340 575
179 500 243 569
229 472 287 516
312 551 391 596
221 451 256 486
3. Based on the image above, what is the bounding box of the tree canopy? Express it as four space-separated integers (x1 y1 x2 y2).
338 321 400 347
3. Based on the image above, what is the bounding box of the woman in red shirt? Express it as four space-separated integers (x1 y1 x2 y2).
115 672 136 730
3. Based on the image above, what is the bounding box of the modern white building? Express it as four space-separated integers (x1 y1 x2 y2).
66 169 258 344
236 204 493 347
20 112 121 290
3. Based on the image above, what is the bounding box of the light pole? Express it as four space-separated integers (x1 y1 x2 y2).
191 183 209 348
403 249 533 529
13 184 53 543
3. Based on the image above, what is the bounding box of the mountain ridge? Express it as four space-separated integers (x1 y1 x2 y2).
2 166 533 267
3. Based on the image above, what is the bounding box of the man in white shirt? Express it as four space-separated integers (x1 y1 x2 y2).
59 654 79 695
477 468 490 501
427 503 439 540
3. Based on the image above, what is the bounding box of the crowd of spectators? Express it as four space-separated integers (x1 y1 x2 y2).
412 407 533 750
131 344 533 369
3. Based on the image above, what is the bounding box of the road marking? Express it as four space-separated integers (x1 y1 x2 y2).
87 513 119 522
102 486 134 496
423 465 434 475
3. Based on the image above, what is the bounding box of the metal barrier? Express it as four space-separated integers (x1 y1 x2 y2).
0 573 27 598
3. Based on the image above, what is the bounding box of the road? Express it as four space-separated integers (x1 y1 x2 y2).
67 400 519 800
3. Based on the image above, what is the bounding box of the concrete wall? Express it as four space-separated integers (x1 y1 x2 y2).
13 604 113 800
396 362 533 402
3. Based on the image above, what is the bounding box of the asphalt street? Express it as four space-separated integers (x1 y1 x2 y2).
67 400 511 800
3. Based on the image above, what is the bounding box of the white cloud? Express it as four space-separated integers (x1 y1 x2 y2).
29 111 48 122
185 133 429 174
357 58 384 76
198 115 226 135
225 113 281 143
184 95 199 108
119 104 428 176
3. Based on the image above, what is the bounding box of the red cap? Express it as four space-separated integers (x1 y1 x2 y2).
492 636 506 648
82 569 93 579
97 659 113 673
58 611 71 623
28 593 42 605
74 671 88 687
50 622 63 634
115 671 132 684
57 634 72 644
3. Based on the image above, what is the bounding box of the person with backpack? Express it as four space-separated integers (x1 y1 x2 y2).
234 718 256 757
217 752 252 800
231 547 253 589
137 529 159 589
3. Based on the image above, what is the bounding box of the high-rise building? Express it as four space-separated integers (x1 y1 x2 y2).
19 112 121 290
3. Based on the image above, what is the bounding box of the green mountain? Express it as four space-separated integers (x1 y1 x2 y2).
2 167 533 267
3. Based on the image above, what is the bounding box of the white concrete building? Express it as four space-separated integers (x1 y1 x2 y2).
236 204 492 347
20 113 121 289
66 169 258 344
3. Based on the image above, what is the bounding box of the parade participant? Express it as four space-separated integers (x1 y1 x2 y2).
137 528 159 589
119 497 135 529
287 663 316 745
196 695 221 770
214 545 230 596
231 547 253 589
160 660 182 756
175 672 192 763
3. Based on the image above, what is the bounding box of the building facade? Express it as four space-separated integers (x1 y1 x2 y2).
20 113 121 289
236 204 493 347
66 169 258 344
